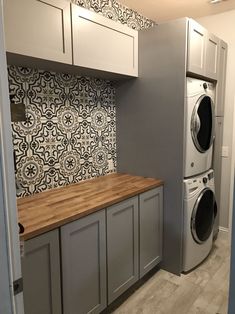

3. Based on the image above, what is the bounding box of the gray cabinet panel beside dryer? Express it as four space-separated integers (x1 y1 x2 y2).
139 187 163 278
21 229 62 314
116 18 187 275
215 40 228 117
61 210 107 314
107 196 139 304
213 116 224 236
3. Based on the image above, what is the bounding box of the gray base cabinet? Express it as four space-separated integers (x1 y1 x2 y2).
139 187 163 278
61 210 107 314
21 187 163 314
22 229 62 314
107 197 139 304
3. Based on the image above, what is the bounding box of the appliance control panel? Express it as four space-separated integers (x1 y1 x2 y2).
184 169 214 197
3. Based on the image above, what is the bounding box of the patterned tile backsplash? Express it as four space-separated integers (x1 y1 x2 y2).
9 0 153 197
72 0 155 30
9 67 116 197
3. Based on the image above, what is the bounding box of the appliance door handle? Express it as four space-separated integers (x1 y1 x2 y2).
194 114 201 135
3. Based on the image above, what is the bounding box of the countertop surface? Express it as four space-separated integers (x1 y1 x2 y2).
17 173 163 240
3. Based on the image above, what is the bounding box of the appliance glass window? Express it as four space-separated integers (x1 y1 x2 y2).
191 188 214 243
191 96 213 152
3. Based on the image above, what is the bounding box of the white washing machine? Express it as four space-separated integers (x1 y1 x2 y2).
183 169 217 272
184 77 215 178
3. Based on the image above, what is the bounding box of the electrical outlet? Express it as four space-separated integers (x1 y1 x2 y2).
108 159 114 170
222 146 229 157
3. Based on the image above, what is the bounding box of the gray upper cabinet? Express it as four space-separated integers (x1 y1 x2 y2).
205 32 219 80
21 229 62 314
107 197 139 304
61 210 107 314
139 187 163 278
187 19 207 77
216 40 228 116
71 4 138 77
4 0 72 64
4 1 138 77
187 19 219 80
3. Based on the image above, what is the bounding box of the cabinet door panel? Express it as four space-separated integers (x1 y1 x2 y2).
72 5 138 77
107 197 139 304
4 0 72 64
22 229 62 314
216 40 227 116
205 33 219 80
213 117 224 235
139 187 163 278
187 19 206 76
61 210 106 314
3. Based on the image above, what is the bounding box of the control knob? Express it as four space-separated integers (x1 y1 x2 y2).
203 177 208 184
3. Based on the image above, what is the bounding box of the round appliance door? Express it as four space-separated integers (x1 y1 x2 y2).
191 188 215 244
191 95 215 153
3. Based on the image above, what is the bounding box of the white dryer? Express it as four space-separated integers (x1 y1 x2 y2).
184 77 215 178
183 169 217 272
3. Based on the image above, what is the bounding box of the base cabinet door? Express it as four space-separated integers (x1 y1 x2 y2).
22 229 62 314
107 197 139 304
61 210 107 314
139 187 163 278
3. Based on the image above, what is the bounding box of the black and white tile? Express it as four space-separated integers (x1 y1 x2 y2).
72 0 155 30
10 67 116 196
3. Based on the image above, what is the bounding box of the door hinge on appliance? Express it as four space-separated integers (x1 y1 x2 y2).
13 277 23 295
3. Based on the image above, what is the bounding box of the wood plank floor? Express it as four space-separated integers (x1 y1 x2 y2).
113 231 230 314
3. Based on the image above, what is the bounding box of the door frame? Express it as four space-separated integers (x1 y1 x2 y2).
0 0 24 313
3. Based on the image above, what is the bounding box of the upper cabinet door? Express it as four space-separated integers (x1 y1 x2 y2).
187 19 207 77
71 5 138 77
205 32 219 80
4 0 72 64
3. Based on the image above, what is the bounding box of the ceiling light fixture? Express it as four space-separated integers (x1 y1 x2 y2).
210 0 227 3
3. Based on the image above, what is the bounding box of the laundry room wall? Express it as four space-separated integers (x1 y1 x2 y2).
197 10 235 230
10 0 154 197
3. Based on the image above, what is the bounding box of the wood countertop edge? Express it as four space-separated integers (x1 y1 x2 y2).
19 175 164 241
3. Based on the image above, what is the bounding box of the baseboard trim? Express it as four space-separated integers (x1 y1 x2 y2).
219 226 229 233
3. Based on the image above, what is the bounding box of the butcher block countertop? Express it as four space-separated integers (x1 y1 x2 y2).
17 173 163 240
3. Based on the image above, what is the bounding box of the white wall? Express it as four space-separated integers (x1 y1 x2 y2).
197 10 235 229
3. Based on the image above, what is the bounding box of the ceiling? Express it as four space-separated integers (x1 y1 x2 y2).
118 0 235 23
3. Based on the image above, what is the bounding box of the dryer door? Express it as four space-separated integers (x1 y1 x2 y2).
191 188 215 244
191 95 215 153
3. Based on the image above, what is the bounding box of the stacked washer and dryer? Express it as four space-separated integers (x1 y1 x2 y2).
182 77 217 272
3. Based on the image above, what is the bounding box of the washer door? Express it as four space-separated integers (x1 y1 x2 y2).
191 95 215 153
191 188 215 244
